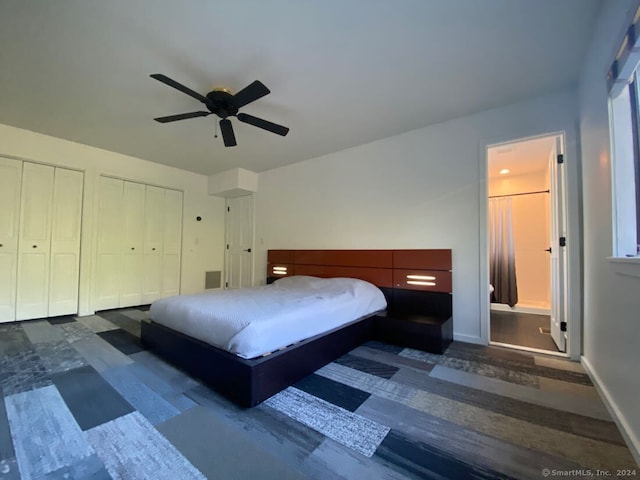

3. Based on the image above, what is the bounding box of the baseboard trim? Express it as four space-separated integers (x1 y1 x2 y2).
581 356 640 466
490 303 551 315
453 333 483 344
489 341 567 357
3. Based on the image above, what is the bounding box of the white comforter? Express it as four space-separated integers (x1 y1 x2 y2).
149 276 387 359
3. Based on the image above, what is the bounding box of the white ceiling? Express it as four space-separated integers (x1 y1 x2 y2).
488 135 556 179
0 0 601 176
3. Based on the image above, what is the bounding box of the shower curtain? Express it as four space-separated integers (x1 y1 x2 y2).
489 197 518 307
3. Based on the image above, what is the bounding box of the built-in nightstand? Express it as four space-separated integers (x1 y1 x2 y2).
374 311 453 354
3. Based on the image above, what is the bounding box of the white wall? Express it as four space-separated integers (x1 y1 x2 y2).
255 89 580 345
578 0 640 462
0 123 225 316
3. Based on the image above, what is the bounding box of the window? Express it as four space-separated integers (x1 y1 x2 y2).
628 76 640 252
608 9 640 257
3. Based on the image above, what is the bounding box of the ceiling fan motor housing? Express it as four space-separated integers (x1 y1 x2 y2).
205 90 238 119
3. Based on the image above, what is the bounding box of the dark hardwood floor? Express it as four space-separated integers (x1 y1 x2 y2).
490 309 560 352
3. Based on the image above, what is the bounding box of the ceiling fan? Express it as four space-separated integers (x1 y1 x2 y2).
150 73 289 147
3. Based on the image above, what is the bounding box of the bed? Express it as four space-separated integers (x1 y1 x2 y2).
141 249 452 407
149 275 387 360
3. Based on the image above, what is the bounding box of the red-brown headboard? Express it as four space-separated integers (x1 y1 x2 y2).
267 249 452 294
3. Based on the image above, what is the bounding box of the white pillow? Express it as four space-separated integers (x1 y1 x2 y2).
272 275 323 288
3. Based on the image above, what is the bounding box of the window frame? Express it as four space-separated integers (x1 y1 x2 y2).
629 74 640 253
608 8 640 260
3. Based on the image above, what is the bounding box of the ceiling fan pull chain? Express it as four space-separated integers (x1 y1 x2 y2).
214 121 218 139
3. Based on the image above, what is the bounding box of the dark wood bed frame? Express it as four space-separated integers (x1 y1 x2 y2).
141 249 452 407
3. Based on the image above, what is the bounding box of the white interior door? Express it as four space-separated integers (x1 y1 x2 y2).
95 176 124 310
120 181 145 307
0 158 23 322
549 137 567 352
16 162 54 320
48 168 83 316
161 189 183 298
142 185 164 303
225 195 254 289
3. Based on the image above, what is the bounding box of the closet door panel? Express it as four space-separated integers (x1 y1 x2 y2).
16 255 49 319
0 158 23 322
121 254 144 307
0 253 18 323
162 189 182 298
143 186 164 252
161 258 181 298
95 177 124 310
16 162 54 320
142 186 164 303
142 255 163 303
49 168 84 316
49 254 77 311
120 181 145 307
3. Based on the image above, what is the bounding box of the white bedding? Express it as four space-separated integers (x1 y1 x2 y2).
149 276 387 359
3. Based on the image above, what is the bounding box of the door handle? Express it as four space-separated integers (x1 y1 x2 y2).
545 247 552 253
244 248 252 253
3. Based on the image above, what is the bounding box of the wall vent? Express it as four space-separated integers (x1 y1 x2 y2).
205 271 222 289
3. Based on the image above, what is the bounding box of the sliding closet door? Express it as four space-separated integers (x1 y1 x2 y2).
142 185 164 304
0 158 23 322
120 181 145 307
48 168 83 316
95 177 124 310
16 162 55 320
161 189 182 298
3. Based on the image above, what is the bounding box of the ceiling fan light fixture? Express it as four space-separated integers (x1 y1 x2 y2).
150 74 289 147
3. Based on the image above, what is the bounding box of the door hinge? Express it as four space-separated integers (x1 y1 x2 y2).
227 206 230 212
225 281 228 288
560 321 567 332
557 154 564 164
559 236 566 247
226 244 229 250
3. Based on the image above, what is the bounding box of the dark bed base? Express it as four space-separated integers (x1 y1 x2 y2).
141 248 453 408
141 315 375 408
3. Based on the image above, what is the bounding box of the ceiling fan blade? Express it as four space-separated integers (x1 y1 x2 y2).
150 74 207 103
237 113 289 136
154 111 211 123
219 119 237 147
232 80 270 108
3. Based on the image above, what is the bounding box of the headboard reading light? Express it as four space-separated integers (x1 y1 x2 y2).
406 274 436 280
395 269 450 293
406 274 436 286
272 266 288 275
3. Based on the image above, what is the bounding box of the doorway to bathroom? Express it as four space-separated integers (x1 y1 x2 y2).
487 133 567 354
